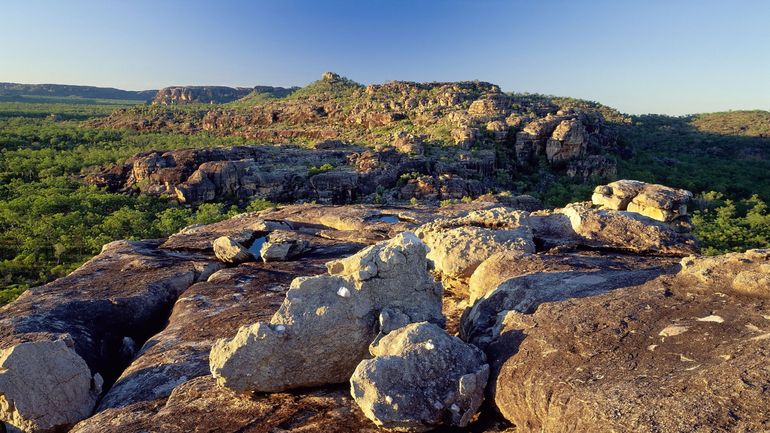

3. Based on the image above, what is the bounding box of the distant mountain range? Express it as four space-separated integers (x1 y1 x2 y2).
0 82 157 101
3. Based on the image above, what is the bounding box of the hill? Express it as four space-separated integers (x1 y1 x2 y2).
0 82 156 102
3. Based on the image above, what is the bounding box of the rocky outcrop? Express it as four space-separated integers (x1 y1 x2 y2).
529 203 699 256
488 249 770 432
592 180 693 223
0 240 215 432
209 232 443 392
416 208 535 291
152 85 296 105
351 322 489 432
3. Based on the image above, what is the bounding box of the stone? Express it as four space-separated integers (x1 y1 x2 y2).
259 230 311 262
592 180 693 223
0 340 102 433
416 208 535 289
489 254 770 432
209 232 443 392
350 322 489 432
679 249 770 297
545 119 587 163
530 203 699 256
591 179 646 210
460 255 676 349
212 236 254 264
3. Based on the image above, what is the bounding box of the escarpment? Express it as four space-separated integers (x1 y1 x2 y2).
1 180 768 433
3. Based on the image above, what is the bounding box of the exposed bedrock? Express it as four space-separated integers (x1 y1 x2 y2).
487 250 770 432
0 240 217 432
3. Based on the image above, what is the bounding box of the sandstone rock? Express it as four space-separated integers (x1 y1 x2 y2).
416 208 535 289
0 340 102 433
530 203 698 256
592 180 693 223
259 230 311 262
461 255 675 349
679 249 770 297
209 232 443 392
628 183 693 222
212 236 254 264
545 119 587 163
392 132 424 155
565 155 617 179
351 322 489 432
489 256 770 432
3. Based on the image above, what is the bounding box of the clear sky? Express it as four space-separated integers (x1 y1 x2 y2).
1 0 768 115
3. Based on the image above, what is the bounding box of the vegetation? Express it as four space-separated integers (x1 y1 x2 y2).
692 193 770 255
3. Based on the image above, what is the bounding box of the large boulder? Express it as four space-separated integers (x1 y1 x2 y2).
351 322 489 432
209 232 443 392
592 180 693 223
0 340 102 433
530 203 699 256
489 250 770 432
416 208 535 291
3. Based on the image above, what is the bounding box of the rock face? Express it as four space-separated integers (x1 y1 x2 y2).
0 340 102 433
212 235 254 264
351 322 489 432
489 250 770 432
209 232 443 392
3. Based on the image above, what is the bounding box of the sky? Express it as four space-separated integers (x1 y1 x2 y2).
1 0 768 115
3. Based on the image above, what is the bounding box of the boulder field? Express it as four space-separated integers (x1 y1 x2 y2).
0 181 768 432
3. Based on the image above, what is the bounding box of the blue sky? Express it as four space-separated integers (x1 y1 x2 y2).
1 0 768 115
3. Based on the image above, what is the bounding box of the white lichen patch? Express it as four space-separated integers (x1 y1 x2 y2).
647 344 658 351
385 395 393 404
337 286 351 298
425 342 435 350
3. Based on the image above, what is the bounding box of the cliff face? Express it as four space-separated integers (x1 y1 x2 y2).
2 181 768 433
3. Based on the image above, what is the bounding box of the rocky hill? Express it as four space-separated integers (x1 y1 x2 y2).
0 82 156 101
152 85 297 105
88 72 627 206
2 179 768 432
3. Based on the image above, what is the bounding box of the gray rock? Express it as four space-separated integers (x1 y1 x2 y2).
209 232 443 392
0 340 102 433
592 180 693 223
212 236 254 264
259 230 311 262
350 322 489 432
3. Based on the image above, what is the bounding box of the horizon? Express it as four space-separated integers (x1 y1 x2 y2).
2 0 769 116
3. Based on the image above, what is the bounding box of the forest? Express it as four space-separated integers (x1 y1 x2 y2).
1 97 769 305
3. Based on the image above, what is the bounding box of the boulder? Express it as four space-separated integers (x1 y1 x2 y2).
212 236 254 264
209 232 443 392
545 119 587 163
351 322 489 432
416 208 535 290
530 203 699 256
592 180 693 223
259 230 311 262
0 340 102 433
678 249 770 297
489 252 770 432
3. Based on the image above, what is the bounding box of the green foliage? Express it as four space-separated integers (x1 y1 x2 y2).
439 199 455 207
308 163 335 176
692 194 770 255
410 197 418 206
245 198 276 212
